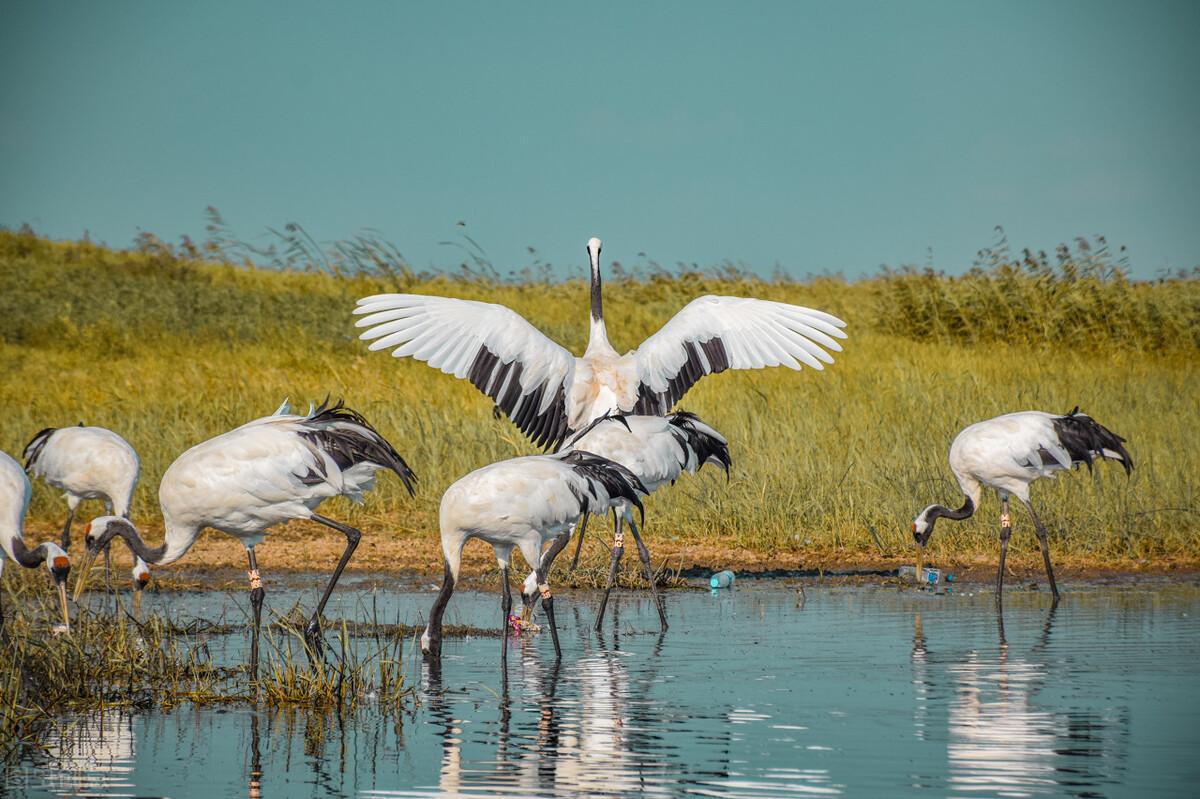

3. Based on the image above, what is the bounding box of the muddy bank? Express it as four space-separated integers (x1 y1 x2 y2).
28 519 1199 592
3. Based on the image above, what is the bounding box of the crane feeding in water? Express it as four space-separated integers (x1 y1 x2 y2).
74 400 416 675
912 408 1132 604
354 237 847 450
1 450 72 632
521 411 731 632
423 448 646 663
24 424 141 593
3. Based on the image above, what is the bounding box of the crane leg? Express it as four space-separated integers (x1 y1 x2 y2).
246 548 265 680
60 508 75 551
594 511 624 632
500 565 512 663
535 531 572 661
569 514 586 570
306 514 362 658
425 561 454 660
1021 499 1060 599
541 592 562 660
996 497 1012 609
627 517 668 631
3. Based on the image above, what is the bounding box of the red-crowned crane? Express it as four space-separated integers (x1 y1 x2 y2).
912 408 1132 604
74 400 416 675
422 449 646 663
24 424 141 593
354 237 847 450
521 411 731 632
1 450 72 632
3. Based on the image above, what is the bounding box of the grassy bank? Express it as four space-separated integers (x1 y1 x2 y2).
1 229 1198 579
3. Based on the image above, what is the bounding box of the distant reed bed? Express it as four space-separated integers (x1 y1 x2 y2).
1 225 1197 569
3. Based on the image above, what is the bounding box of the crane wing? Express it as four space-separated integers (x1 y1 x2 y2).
354 294 576 450
630 295 847 415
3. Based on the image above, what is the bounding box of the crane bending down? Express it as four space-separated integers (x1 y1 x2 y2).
522 411 731 631
354 237 847 450
912 408 1132 605
75 400 416 674
1 451 71 632
422 449 646 662
24 424 141 593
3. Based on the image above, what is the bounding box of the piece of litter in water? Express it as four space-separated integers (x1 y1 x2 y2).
508 614 541 634
51 624 70 635
710 570 735 589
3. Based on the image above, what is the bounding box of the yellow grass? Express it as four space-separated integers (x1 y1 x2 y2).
2 229 1197 579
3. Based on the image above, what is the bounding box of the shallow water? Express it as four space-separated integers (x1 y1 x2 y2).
6 580 1200 798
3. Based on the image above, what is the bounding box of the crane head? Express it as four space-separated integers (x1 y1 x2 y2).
520 571 540 622
40 543 71 632
912 507 936 547
133 558 151 590
74 515 130 603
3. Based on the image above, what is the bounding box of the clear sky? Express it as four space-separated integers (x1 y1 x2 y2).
2 1 1197 278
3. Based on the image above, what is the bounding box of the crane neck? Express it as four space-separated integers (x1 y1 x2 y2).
932 497 976 523
9 537 52 569
585 262 617 357
96 517 191 566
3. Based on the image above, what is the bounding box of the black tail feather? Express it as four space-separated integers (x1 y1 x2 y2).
560 449 648 524
300 398 418 495
22 427 57 470
1053 407 1133 475
668 411 732 477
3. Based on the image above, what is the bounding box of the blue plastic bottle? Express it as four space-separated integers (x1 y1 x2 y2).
710 570 736 589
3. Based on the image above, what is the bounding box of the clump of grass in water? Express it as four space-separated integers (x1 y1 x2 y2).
0 570 424 756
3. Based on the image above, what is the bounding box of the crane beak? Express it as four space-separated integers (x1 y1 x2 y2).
133 588 142 623
520 604 533 623
58 582 72 633
72 550 98 603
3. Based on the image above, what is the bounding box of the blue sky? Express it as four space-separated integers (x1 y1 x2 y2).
2 1 1197 278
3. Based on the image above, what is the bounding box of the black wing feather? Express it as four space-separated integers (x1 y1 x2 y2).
1052 407 1133 475
632 337 730 415
299 399 419 495
22 427 57 470
467 345 572 451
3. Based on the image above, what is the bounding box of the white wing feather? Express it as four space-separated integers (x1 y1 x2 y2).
354 294 577 447
631 295 847 412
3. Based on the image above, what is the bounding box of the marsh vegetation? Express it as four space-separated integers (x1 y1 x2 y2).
0 224 1197 580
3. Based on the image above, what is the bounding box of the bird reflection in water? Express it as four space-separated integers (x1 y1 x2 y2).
421 628 677 797
913 599 1129 796
38 709 138 796
249 711 263 799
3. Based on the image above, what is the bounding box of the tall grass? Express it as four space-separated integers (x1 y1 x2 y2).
1 227 1197 571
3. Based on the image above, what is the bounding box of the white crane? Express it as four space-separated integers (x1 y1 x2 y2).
912 408 1132 604
354 236 847 450
24 424 140 591
422 449 646 662
73 400 416 675
1 450 72 632
521 411 731 632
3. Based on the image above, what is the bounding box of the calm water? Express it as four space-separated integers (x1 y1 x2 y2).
5 579 1200 798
